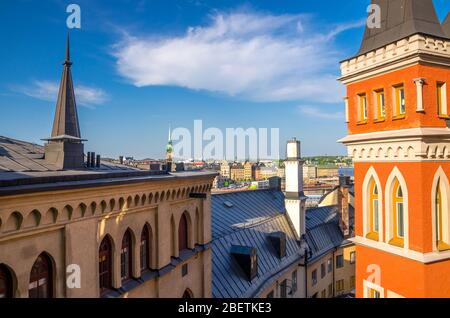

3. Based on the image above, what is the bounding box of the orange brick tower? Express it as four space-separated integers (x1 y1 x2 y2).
339 0 450 298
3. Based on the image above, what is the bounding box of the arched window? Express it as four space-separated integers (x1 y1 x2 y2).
121 230 133 282
436 179 443 245
99 236 113 293
29 253 53 298
140 226 150 272
178 213 188 252
367 179 379 241
435 179 450 251
390 179 404 247
183 288 193 298
0 265 13 298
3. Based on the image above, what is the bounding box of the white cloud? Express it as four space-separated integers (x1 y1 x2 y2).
13 80 108 108
113 11 362 103
298 105 344 120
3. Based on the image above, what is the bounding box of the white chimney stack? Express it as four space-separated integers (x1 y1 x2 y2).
284 138 307 239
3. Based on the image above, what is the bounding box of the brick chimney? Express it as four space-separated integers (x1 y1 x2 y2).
338 176 351 238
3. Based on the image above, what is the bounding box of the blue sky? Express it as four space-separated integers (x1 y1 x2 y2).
1 0 449 159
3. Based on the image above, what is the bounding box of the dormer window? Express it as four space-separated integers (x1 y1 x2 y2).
231 245 258 281
268 232 287 259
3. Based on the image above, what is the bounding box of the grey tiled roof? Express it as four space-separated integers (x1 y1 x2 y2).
211 189 353 298
443 13 450 38
356 0 449 57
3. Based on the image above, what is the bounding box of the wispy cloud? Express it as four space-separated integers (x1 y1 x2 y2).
298 105 344 120
113 11 362 103
12 80 108 108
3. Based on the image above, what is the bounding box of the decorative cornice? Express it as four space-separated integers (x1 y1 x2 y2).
339 128 450 162
339 34 450 84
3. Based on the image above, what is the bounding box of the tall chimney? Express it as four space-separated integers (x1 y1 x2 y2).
90 151 96 168
86 152 91 167
96 155 101 168
338 176 351 238
284 138 307 239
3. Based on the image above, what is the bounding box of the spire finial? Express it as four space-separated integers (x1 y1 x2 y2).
64 32 72 66
168 124 172 142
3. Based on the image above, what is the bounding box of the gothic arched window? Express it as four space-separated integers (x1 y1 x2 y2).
29 253 53 298
178 213 188 252
121 229 133 282
99 236 113 293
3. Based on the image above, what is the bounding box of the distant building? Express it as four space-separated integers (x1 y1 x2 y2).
303 165 318 180
244 161 256 180
220 160 231 179
230 163 245 181
317 166 339 178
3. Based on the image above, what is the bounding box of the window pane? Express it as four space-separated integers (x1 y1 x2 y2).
397 203 404 238
373 199 379 232
400 88 405 114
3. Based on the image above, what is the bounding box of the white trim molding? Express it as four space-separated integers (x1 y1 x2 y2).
363 280 384 298
385 167 409 249
339 34 450 84
351 236 450 264
339 127 450 162
362 167 384 242
431 167 450 251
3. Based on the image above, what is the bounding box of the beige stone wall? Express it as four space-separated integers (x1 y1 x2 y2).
306 244 356 298
334 245 356 297
307 252 334 298
0 175 215 298
258 264 305 298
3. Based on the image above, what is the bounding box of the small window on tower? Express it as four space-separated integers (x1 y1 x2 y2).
437 82 448 118
393 85 406 117
374 89 385 120
358 93 368 123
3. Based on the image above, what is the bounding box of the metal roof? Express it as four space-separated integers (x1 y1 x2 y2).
0 136 217 193
211 189 353 298
356 0 449 57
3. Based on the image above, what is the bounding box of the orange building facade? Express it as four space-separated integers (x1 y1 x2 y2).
339 0 450 298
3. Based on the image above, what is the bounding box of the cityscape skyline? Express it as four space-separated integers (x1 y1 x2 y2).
2 1 449 160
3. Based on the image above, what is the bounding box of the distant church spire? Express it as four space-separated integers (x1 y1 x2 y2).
166 124 173 161
51 32 81 139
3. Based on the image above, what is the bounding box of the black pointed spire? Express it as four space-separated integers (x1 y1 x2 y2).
44 34 85 170
64 32 72 66
50 32 80 139
357 0 447 56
